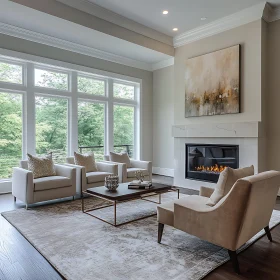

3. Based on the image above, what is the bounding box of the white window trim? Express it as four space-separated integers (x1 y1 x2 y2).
0 48 142 192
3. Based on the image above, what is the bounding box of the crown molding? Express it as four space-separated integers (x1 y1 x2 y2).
0 22 154 71
152 58 174 71
267 5 280 22
173 2 266 48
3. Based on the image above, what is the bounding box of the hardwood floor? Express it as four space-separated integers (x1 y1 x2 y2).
1 176 280 280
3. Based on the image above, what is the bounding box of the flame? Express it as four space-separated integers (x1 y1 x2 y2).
195 164 226 173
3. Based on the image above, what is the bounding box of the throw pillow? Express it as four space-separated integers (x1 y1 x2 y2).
110 152 131 168
207 165 254 206
74 151 98 173
27 152 56 179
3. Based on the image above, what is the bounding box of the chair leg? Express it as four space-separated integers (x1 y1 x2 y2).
228 250 240 274
158 223 164 243
25 204 29 210
264 226 273 242
14 196 16 202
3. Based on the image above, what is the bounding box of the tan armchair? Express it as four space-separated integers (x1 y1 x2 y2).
104 155 152 183
65 157 118 195
12 160 76 209
157 171 280 274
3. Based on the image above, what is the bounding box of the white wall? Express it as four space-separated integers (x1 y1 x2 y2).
152 66 174 176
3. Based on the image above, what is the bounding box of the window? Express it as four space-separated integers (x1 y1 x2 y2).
114 105 134 158
78 76 105 95
0 61 23 84
35 68 69 91
0 92 22 179
78 101 105 161
113 83 134 100
35 96 68 163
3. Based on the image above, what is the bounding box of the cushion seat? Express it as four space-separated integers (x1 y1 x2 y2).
34 176 71 191
86 172 112 184
127 168 149 178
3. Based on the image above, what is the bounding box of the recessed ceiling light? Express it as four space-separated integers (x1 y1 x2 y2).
173 28 178 31
162 10 168 15
201 17 207 21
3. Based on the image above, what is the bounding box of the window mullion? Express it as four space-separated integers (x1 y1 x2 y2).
70 71 78 156
107 79 114 156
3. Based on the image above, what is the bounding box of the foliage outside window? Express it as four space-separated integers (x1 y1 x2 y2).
0 62 22 84
78 76 105 95
114 105 134 158
113 83 134 100
35 68 68 91
0 92 22 179
78 101 105 161
35 96 68 163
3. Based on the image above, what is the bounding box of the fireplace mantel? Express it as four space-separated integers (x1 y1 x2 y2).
172 121 260 138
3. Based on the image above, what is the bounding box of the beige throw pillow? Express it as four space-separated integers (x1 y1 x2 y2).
74 151 98 173
27 152 56 179
207 165 254 206
110 152 131 168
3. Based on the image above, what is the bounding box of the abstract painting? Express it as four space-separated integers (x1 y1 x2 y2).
185 45 240 117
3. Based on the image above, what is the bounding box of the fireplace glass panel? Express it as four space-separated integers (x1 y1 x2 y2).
186 144 239 183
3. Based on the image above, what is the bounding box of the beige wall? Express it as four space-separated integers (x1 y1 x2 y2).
152 66 174 173
0 34 153 161
268 20 280 170
174 20 262 125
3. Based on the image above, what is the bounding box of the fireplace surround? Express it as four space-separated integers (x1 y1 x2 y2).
186 144 239 183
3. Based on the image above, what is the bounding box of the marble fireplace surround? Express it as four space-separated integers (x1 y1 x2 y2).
172 121 264 190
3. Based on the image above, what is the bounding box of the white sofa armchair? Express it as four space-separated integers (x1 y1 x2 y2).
12 160 76 209
104 155 152 183
65 157 118 195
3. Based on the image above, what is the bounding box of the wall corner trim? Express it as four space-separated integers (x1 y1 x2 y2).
173 2 266 48
152 167 174 177
0 22 154 71
152 58 174 71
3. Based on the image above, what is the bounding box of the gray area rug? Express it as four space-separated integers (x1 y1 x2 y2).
2 192 280 280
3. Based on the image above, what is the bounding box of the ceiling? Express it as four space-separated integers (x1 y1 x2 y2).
88 0 280 36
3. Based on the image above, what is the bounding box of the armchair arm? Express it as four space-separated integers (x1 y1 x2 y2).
130 160 152 180
199 186 215 198
54 164 76 192
12 167 34 204
101 161 127 183
63 163 86 194
96 162 118 175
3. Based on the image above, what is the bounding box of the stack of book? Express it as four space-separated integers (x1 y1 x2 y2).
128 180 152 189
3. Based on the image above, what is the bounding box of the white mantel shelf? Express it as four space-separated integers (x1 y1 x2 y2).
172 121 260 138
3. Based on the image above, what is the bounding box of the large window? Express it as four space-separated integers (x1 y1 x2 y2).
0 92 22 179
35 96 68 163
78 101 105 161
0 53 141 186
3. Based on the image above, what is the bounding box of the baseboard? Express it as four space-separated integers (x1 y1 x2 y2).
152 167 174 177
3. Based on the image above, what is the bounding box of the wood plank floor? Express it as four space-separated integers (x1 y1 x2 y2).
1 175 280 280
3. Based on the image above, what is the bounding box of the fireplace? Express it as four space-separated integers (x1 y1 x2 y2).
185 144 239 183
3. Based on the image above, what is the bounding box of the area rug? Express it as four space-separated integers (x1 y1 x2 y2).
2 192 280 280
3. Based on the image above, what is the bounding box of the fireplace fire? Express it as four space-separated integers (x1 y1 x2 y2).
186 144 239 183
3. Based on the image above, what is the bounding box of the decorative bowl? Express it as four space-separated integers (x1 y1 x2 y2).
105 175 119 191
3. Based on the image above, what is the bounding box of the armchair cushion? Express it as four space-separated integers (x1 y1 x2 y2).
74 151 98 173
27 153 56 179
34 176 72 191
127 168 149 178
110 152 131 168
207 165 254 206
86 172 112 184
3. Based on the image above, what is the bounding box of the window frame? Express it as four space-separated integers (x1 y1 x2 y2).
0 49 142 188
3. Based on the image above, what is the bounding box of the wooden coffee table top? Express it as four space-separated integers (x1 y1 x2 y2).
85 183 173 201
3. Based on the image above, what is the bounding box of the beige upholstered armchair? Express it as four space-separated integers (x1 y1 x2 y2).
65 157 118 195
157 171 280 274
104 155 152 183
12 160 76 209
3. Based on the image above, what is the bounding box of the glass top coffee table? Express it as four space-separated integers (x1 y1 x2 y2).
82 183 179 227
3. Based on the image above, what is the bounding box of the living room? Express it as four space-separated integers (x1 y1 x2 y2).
1 0 280 279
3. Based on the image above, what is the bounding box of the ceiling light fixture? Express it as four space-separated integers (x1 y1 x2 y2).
173 28 178 31
201 17 207 21
162 10 168 15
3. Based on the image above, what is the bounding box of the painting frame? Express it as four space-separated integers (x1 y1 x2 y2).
185 44 241 118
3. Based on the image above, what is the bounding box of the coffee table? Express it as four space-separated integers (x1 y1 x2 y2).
82 183 179 227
